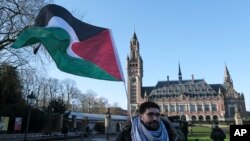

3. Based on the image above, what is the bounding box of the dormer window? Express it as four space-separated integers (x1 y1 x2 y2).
133 40 136 45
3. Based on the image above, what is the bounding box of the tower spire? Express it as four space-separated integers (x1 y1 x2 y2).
178 62 182 84
224 63 233 87
132 31 137 41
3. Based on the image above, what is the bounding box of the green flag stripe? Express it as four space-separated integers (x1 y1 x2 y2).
12 26 118 81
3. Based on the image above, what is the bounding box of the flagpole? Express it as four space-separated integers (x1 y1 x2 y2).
122 81 133 123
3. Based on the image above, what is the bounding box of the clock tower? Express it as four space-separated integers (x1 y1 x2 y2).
126 32 144 115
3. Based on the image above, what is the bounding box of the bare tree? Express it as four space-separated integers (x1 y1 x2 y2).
19 68 36 97
92 97 109 114
112 102 120 108
78 90 97 113
0 63 23 109
47 78 60 100
0 0 55 83
60 79 78 110
0 0 51 50
34 76 48 108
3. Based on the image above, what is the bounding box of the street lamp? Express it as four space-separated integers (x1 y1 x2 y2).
24 92 36 141
105 108 111 141
49 106 54 136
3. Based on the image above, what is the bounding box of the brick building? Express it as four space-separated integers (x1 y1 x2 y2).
127 32 246 122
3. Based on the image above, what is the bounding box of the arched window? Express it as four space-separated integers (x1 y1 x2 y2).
213 115 219 122
191 115 197 121
205 115 211 121
198 115 204 121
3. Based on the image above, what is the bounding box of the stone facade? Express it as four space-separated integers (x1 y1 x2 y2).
127 32 246 122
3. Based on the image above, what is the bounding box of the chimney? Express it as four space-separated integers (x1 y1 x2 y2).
192 74 194 82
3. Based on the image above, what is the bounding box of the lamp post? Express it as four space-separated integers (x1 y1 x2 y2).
49 106 54 136
105 108 111 141
24 92 36 141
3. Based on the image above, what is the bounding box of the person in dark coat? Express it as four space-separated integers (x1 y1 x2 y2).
180 121 188 141
116 101 177 141
210 123 226 141
61 124 68 137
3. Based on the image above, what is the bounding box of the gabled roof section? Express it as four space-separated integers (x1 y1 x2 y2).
210 84 226 94
141 86 154 97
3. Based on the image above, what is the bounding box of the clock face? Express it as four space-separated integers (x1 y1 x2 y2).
131 77 136 82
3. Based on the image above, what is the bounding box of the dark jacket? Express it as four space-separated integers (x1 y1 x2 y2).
116 118 177 141
210 126 226 141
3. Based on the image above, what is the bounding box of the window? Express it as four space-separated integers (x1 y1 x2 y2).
179 105 185 112
212 104 217 112
190 105 196 112
164 105 168 113
198 104 203 112
230 107 235 117
170 105 175 112
205 104 210 112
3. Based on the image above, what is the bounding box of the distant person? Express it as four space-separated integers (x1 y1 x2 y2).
210 123 226 141
116 122 121 132
190 126 193 134
85 123 93 137
61 124 69 137
116 101 177 141
85 124 90 137
175 126 186 141
180 121 188 141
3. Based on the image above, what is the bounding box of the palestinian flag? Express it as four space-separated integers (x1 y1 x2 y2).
12 4 124 81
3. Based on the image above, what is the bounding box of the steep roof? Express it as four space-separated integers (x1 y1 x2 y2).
143 79 219 98
141 86 154 97
210 84 226 94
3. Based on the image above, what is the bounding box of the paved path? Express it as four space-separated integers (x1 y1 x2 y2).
55 134 117 141
0 133 118 141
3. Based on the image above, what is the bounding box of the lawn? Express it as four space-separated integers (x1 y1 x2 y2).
187 126 230 141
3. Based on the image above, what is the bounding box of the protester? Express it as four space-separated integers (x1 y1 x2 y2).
210 123 226 141
61 124 68 137
116 101 177 141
